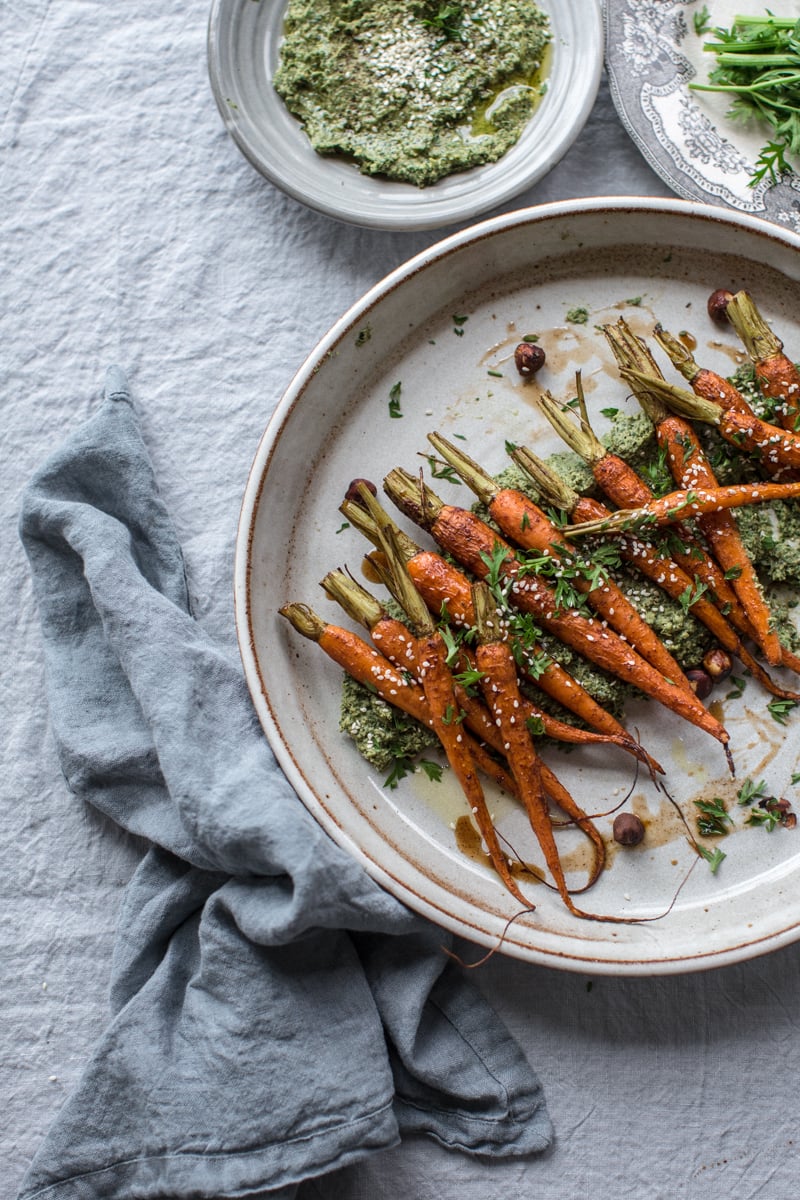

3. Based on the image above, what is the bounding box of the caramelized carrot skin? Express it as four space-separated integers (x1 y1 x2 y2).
404 549 648 746
691 368 756 417
590 451 746 622
719 408 800 469
657 417 782 665
427 504 729 748
371 615 653 758
488 488 693 693
415 631 530 907
755 354 800 430
476 639 603 908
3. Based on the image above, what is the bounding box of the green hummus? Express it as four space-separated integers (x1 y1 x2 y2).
274 0 551 186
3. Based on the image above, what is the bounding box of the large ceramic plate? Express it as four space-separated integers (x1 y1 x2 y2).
207 0 602 231
606 0 800 231
236 198 800 974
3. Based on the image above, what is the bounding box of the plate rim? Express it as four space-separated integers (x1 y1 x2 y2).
235 195 800 975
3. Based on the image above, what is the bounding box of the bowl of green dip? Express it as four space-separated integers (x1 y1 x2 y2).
207 0 603 230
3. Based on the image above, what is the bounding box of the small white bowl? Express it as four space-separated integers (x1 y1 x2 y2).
207 0 603 231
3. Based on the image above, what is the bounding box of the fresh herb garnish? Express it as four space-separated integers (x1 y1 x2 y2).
737 777 767 806
422 2 465 42
388 381 403 418
383 756 413 789
693 5 711 36
418 759 444 782
452 312 469 335
425 454 462 485
690 15 800 188
768 698 798 725
695 797 732 838
726 675 747 700
697 844 726 874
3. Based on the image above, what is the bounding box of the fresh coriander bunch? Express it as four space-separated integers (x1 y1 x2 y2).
690 14 800 187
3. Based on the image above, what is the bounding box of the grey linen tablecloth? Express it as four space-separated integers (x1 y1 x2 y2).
16 369 550 1197
4 2 800 1198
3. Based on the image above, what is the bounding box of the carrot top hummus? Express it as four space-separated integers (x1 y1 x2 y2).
273 0 551 187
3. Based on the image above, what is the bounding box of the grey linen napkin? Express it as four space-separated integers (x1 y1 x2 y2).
17 369 552 1200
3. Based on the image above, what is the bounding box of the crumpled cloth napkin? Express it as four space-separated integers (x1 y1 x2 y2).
17 369 552 1200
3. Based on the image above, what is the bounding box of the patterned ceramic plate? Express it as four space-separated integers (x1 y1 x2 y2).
605 0 800 232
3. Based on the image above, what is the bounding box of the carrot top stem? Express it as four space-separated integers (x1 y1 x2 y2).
510 445 578 511
320 569 384 631
356 495 434 636
726 290 783 361
534 382 606 466
279 602 326 641
603 319 671 423
652 324 701 384
426 431 497 505
383 466 444 529
340 494 420 561
620 368 723 424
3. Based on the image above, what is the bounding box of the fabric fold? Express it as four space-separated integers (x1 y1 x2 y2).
17 370 551 1199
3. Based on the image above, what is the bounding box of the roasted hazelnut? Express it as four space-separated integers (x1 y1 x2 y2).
686 667 713 700
707 289 734 324
613 812 645 846
703 647 733 682
345 478 378 505
514 342 546 377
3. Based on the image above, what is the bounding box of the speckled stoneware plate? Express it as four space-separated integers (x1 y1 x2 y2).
236 198 800 974
207 0 603 231
605 0 800 231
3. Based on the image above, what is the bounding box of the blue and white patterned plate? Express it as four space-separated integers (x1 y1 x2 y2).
605 0 800 232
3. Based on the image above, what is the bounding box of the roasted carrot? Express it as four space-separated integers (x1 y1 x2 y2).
472 582 647 923
621 367 800 472
338 492 661 765
533 380 749 629
321 568 658 763
512 445 800 703
606 318 785 665
726 290 800 430
427 428 695 694
564 477 800 531
279 601 532 907
383 468 733 763
653 323 762 420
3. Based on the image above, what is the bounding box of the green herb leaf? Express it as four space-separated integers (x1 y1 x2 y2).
388 381 403 419
383 757 413 789
697 844 726 874
768 698 798 725
693 5 711 36
418 758 444 782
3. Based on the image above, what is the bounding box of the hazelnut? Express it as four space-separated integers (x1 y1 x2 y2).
613 812 645 846
686 668 713 700
707 289 734 324
514 342 546 377
703 647 733 682
345 478 378 505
